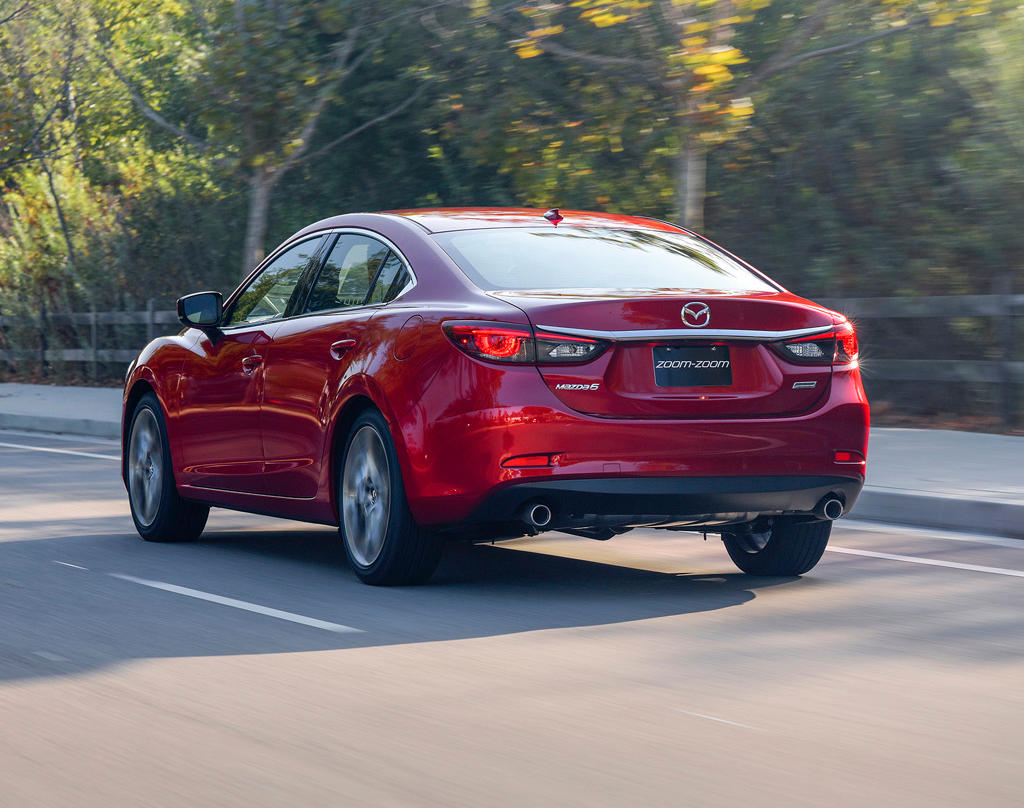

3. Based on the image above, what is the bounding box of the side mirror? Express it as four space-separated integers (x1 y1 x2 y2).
177 291 223 328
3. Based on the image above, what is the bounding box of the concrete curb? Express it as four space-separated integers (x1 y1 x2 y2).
0 413 121 440
851 488 1024 540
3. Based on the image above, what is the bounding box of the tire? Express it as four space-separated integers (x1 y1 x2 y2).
126 392 209 542
722 518 831 576
339 409 442 586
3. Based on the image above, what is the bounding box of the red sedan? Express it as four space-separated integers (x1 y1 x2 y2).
122 208 868 585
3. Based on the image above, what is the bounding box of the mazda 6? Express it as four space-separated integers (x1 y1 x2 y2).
122 208 868 584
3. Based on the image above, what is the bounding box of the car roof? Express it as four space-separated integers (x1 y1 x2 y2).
381 207 688 234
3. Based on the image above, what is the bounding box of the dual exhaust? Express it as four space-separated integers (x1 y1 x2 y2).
517 496 842 533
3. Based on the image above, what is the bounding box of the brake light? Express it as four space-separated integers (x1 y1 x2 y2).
834 321 858 363
443 321 608 364
444 323 534 362
773 322 859 366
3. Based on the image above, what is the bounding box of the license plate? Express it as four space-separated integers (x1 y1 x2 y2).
653 345 732 387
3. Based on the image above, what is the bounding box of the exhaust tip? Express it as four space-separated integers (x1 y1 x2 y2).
816 497 844 521
528 503 552 528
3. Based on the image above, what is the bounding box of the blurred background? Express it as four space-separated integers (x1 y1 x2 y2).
0 0 1020 428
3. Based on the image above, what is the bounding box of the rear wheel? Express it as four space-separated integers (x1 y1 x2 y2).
339 410 441 586
722 518 831 576
127 392 209 542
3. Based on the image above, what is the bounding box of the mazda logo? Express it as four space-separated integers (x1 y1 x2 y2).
681 302 710 328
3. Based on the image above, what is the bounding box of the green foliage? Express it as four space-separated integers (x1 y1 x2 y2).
705 1 1021 300
0 0 1020 410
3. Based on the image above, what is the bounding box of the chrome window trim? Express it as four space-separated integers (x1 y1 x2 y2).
220 233 331 330
535 324 835 342
219 227 417 332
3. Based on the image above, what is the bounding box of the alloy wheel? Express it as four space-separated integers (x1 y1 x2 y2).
128 408 163 527
342 425 392 567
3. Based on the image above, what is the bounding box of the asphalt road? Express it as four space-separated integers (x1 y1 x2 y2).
1 429 1022 807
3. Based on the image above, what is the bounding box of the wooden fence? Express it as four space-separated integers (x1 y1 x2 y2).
818 294 1023 425
2 293 1022 423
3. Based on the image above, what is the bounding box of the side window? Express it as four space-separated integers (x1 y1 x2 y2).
227 238 323 326
367 253 413 304
305 235 389 313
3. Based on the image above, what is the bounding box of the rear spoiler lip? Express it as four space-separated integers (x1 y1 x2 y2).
533 324 835 343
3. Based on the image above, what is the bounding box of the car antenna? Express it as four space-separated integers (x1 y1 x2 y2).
543 208 563 226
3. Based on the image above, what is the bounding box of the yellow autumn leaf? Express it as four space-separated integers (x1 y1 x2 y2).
527 25 566 37
516 43 544 59
708 47 746 65
730 96 755 116
591 12 629 27
693 63 729 76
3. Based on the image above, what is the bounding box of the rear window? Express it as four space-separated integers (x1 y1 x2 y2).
432 227 775 292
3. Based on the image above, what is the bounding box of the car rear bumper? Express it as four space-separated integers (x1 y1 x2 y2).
471 474 862 519
451 474 863 536
399 359 869 528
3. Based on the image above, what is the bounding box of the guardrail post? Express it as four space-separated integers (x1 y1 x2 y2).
39 299 48 378
146 298 155 345
89 306 98 380
995 274 1016 427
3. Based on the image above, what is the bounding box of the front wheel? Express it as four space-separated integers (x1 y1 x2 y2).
127 392 209 542
339 410 442 586
722 518 831 576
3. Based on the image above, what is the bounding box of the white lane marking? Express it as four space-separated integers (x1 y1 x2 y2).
109 574 364 634
33 651 69 662
827 546 1024 578
839 519 1023 549
52 561 89 571
0 428 120 447
0 441 119 461
674 709 756 730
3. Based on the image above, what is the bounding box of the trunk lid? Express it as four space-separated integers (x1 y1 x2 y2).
494 289 836 419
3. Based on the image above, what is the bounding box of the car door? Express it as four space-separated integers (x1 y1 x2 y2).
261 232 412 499
177 235 327 494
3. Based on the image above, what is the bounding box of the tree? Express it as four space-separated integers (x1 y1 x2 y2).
95 0 436 275
0 1 80 173
505 0 1006 229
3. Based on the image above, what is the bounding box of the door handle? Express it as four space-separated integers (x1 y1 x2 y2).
330 339 357 359
241 355 263 375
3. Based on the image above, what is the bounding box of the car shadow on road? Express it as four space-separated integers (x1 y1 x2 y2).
0 526 795 682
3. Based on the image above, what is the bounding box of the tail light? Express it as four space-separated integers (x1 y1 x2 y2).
534 330 605 363
443 321 607 365
444 322 534 362
834 321 858 363
773 321 859 366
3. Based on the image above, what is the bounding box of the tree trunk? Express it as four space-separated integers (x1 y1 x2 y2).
675 133 707 232
242 167 274 276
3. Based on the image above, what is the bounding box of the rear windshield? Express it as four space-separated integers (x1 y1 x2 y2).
432 227 775 292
